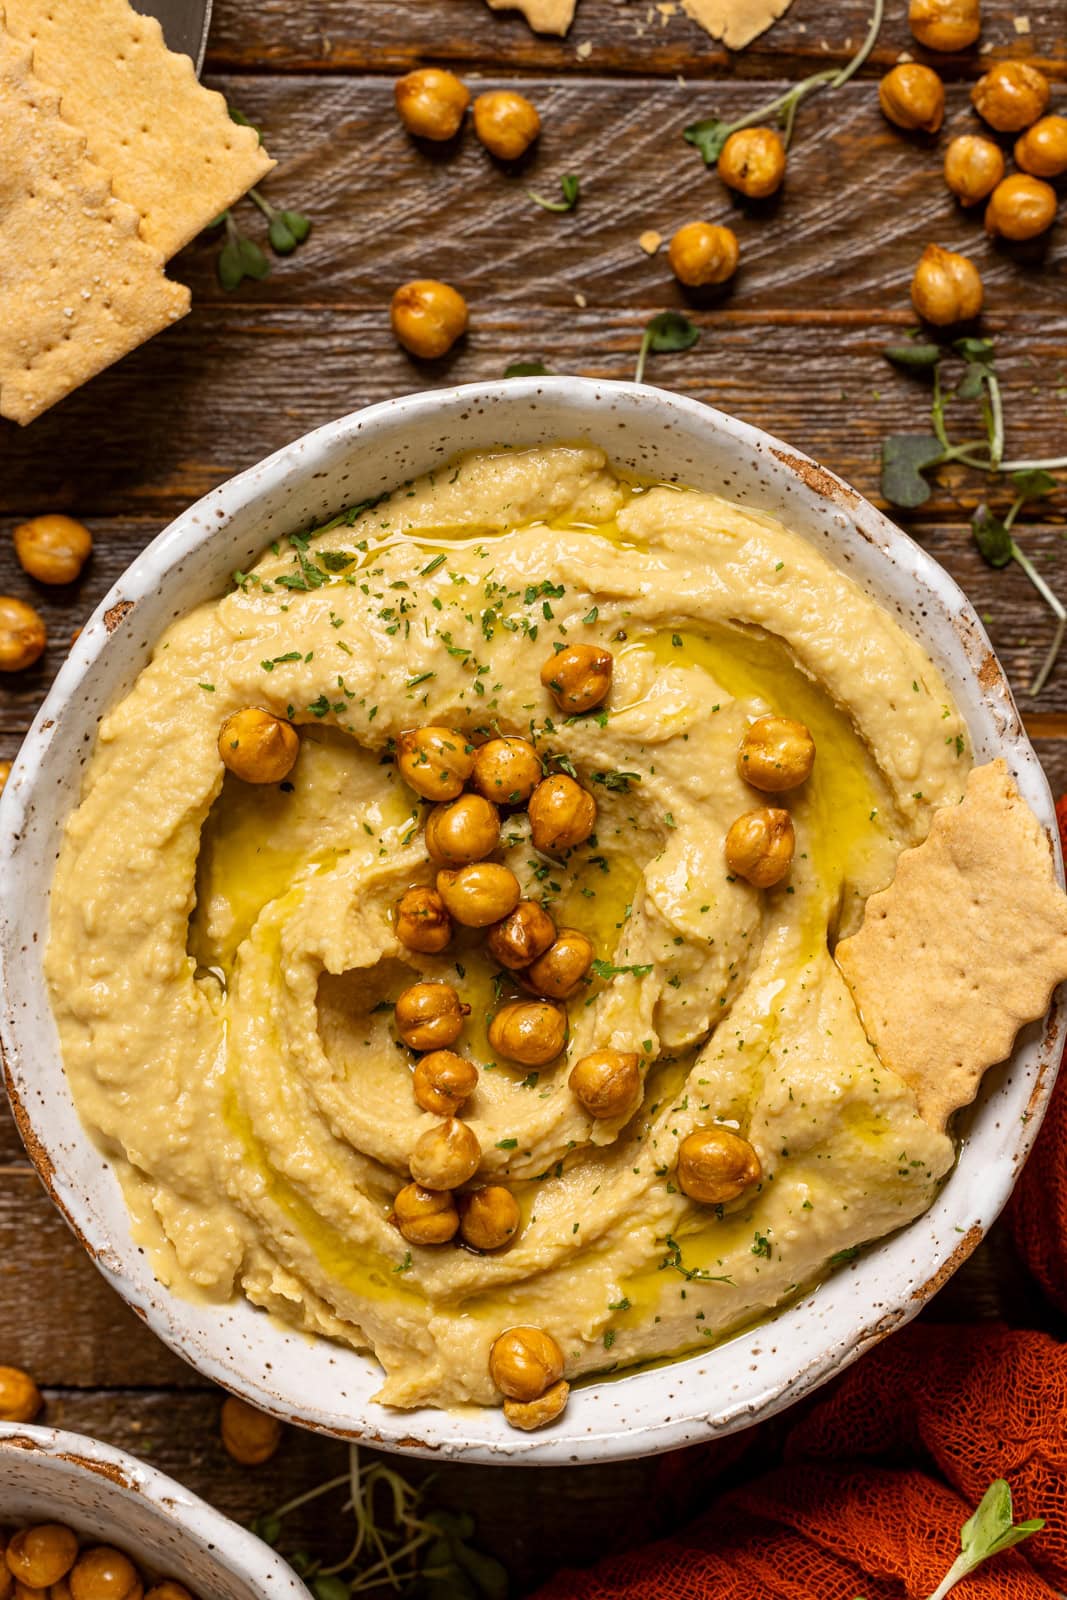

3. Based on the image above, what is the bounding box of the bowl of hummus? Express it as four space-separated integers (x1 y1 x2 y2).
2 379 1065 1463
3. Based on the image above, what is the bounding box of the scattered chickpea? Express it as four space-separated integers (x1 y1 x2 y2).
487 999 567 1065
470 735 542 804
908 0 980 51
878 64 945 133
489 1325 564 1402
540 643 613 715
394 67 470 142
396 725 473 801
437 861 521 927
413 1049 479 1115
0 761 10 797
528 773 597 854
486 900 556 969
717 127 786 198
69 1547 143 1600
725 807 795 889
395 981 470 1051
972 61 1049 133
667 222 739 289
520 928 594 1001
985 173 1058 240
568 1049 641 1120
395 885 453 954
394 1181 460 1244
0 596 46 673
391 280 469 360
943 134 1004 205
218 708 299 785
13 515 92 586
0 1365 42 1423
911 242 983 324
677 1127 762 1205
459 1186 521 1250
424 793 500 866
220 1397 282 1467
410 1116 482 1190
472 89 541 161
6 1525 78 1589
504 1378 570 1431
737 714 815 792
1015 115 1067 178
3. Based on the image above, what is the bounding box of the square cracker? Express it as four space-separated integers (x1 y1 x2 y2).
0 29 189 426
835 759 1067 1131
2 0 273 260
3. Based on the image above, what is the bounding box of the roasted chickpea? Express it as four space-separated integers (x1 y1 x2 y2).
717 127 786 198
472 89 541 160
504 1378 570 1431
220 1397 282 1467
0 596 46 672
13 515 92 585
911 242 984 324
459 1186 521 1250
972 61 1049 133
409 1116 482 1190
1015 115 1067 178
6 1526 78 1589
391 280 469 360
470 735 542 803
396 725 473 800
437 861 521 927
145 1585 195 1600
487 999 567 1065
985 173 1057 240
878 64 945 133
0 761 10 797
394 1181 460 1244
486 899 556 969
737 714 815 792
395 981 470 1051
395 885 453 954
677 1126 762 1205
540 643 613 714
520 928 594 1000
908 0 980 51
667 221 739 289
528 773 597 854
943 134 1004 205
394 67 470 141
424 793 500 865
218 708 299 785
568 1049 641 1120
725 807 795 889
413 1049 479 1115
0 1366 42 1423
490 1325 564 1401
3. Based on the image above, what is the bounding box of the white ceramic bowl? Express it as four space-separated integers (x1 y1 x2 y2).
0 1423 309 1597
1 380 1062 1465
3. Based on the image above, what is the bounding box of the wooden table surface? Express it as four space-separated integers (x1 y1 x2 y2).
1 0 1065 1590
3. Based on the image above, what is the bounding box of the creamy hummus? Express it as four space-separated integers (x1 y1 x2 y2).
47 444 972 1412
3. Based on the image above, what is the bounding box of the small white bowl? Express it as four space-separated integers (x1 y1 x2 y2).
1 379 1062 1464
0 1423 309 1597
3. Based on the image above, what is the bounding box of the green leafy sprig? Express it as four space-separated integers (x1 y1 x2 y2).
634 311 700 384
527 174 580 213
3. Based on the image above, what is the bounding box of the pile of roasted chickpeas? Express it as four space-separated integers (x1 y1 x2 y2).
0 517 93 696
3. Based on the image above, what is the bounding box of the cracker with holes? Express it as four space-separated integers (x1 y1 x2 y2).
2 0 272 259
0 29 189 426
836 759 1067 1131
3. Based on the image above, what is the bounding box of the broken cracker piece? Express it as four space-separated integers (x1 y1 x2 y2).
835 759 1067 1132
484 0 577 35
682 0 794 50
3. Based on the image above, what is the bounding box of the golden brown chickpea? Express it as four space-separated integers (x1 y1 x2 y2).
486 899 556 969
943 134 1004 205
489 1325 564 1401
0 761 10 798
391 280 469 360
667 222 740 288
1015 115 1067 178
394 67 470 141
409 1117 482 1190
436 861 521 927
472 89 541 160
878 64 945 133
69 1547 143 1600
394 1181 460 1244
395 885 453 954
13 515 92 586
678 1126 762 1205
396 725 474 800
737 714 815 792
540 644 613 714
568 1049 641 1120
528 773 597 854
424 793 500 866
459 1186 521 1250
470 736 542 804
0 597 46 673
504 1378 570 1431
395 981 470 1051
908 0 980 51
717 127 786 198
910 243 984 324
972 61 1049 133
6 1527 78 1589
984 173 1057 240
487 999 567 1065
725 807 795 889
413 1049 479 1115
218 708 299 785
520 928 594 1001
145 1585 195 1600
219 1397 282 1467
0 1366 42 1423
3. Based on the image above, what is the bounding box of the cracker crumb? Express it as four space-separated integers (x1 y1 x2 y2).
639 230 663 255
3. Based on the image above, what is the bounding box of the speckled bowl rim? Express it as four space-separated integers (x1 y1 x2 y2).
0 378 1062 1465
